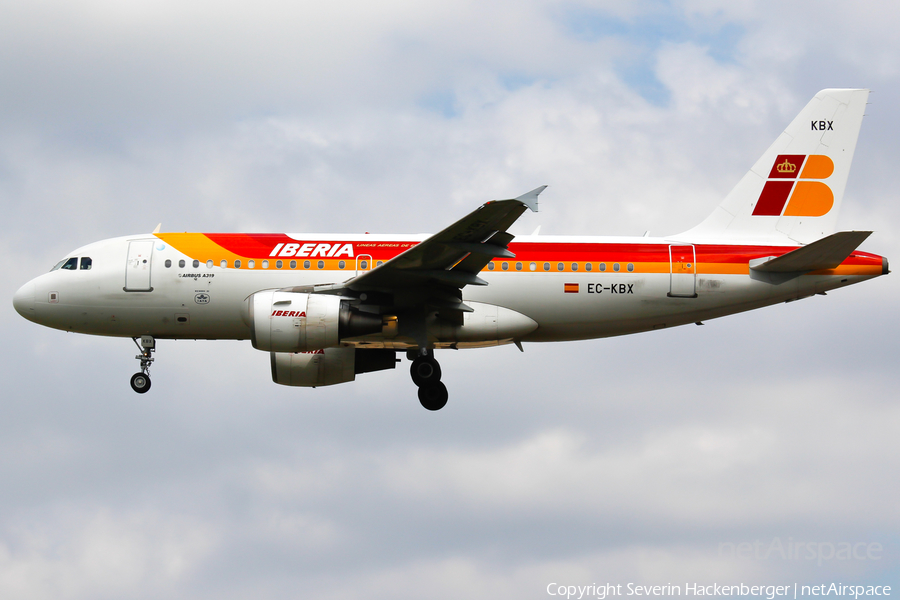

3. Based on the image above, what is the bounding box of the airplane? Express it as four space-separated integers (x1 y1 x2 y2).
12 88 888 410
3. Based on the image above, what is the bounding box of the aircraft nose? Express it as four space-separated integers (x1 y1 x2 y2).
13 280 36 321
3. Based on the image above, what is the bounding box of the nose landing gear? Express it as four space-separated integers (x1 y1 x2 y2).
130 336 155 394
410 351 448 411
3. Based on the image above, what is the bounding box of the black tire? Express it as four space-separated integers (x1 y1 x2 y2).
418 382 448 411
130 372 151 394
410 356 441 387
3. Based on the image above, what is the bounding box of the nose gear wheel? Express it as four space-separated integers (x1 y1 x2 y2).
130 372 151 393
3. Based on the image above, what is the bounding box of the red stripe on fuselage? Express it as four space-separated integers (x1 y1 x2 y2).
194 235 883 268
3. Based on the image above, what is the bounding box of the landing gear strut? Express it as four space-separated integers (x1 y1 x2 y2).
410 350 448 410
131 336 155 394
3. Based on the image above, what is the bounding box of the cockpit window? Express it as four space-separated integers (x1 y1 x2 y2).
52 257 92 271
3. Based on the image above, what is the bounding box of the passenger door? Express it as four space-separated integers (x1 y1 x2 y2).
125 240 154 292
668 244 697 298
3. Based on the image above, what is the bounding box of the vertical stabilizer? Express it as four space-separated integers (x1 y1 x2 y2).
679 89 869 245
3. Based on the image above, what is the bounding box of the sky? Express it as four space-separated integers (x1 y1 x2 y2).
2 1 898 598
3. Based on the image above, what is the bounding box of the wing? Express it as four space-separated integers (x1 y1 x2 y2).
291 186 545 327
349 186 544 290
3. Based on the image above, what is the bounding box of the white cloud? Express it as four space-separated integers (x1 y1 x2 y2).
0 508 215 600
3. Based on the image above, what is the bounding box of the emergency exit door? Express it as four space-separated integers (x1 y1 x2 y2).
356 254 373 276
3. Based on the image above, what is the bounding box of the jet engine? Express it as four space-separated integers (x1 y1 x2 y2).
271 347 397 387
246 290 383 353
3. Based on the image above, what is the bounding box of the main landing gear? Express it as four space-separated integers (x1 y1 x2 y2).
130 336 155 394
410 350 448 411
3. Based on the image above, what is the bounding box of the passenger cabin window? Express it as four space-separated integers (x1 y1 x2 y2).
627 263 634 272
317 260 324 269
339 260 346 269
248 260 255 269
276 260 283 269
543 263 550 271
234 260 241 269
165 259 172 268
60 257 78 271
599 263 607 272
80 257 92 270
585 263 592 272
530 262 536 271
192 260 200 268
220 260 227 268
488 263 495 271
179 259 186 268
571 263 578 271
290 260 297 269
262 260 269 269
515 262 522 271
304 260 310 269
557 263 564 271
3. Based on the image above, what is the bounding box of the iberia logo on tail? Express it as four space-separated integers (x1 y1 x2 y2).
752 154 834 217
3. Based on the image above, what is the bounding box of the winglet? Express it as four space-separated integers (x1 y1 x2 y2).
515 185 547 213
152 223 162 234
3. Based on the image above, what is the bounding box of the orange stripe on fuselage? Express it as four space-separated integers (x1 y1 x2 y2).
156 233 247 264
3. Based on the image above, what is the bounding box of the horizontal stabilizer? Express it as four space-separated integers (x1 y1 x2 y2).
750 231 872 273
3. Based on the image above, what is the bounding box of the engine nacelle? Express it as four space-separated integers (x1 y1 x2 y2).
271 347 397 387
246 290 382 353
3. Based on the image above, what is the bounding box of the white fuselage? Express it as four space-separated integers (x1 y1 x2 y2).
13 233 885 348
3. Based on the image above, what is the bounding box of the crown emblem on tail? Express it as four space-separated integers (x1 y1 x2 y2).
776 159 797 174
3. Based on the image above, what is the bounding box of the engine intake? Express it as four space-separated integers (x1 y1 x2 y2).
246 290 383 352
